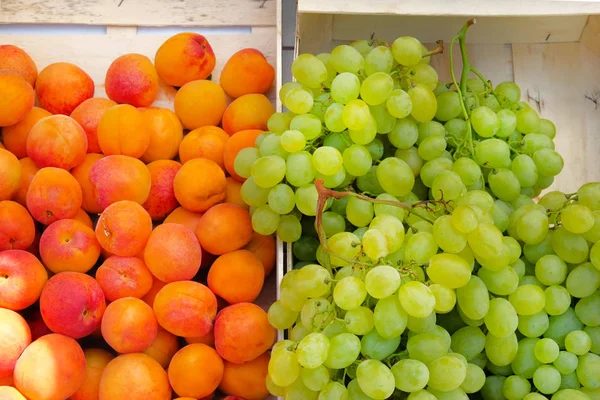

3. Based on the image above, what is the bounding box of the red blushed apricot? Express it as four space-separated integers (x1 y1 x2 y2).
73 208 93 229
142 277 168 308
155 33 216 87
26 167 82 224
26 114 88 169
101 297 158 353
225 177 248 210
105 54 159 108
244 232 276 277
70 97 117 153
223 129 263 181
179 126 229 169
0 250 47 310
0 70 35 127
36 62 94 115
195 204 253 255
39 219 101 274
186 328 215 347
12 157 40 206
142 327 180 369
0 148 21 201
40 272 106 339
71 153 104 213
214 303 276 364
99 353 172 400
163 206 204 233
89 155 151 210
14 333 86 400
168 344 223 399
173 158 226 213
153 281 217 337
220 48 275 98
219 352 270 400
208 250 264 304
142 160 181 220
0 45 37 87
0 386 27 399
96 256 154 301
144 223 202 282
174 80 226 130
95 200 153 257
0 200 36 251
0 308 31 378
222 94 274 135
97 104 150 158
26 310 52 341
2 107 51 158
140 107 183 163
71 349 115 400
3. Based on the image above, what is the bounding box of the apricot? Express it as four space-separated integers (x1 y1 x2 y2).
40 219 101 273
222 94 274 135
174 80 226 130
224 177 248 209
96 256 153 301
142 277 168 308
71 349 115 400
0 386 27 399
163 206 203 231
105 54 158 108
173 158 226 212
0 70 34 127
223 129 263 181
144 223 202 282
12 157 39 206
95 200 153 257
179 125 229 169
0 45 37 86
0 200 36 251
186 328 215 347
40 271 106 339
89 155 151 209
70 97 117 153
208 250 264 304
26 310 52 341
220 48 274 98
195 203 253 255
0 142 4 149
0 308 31 378
2 107 51 158
70 153 103 213
25 229 41 258
14 333 86 400
0 250 47 310
0 374 14 387
168 344 223 399
0 148 21 200
244 232 276 277
155 33 216 87
153 281 217 337
219 352 270 400
97 104 150 158
140 107 183 163
26 167 82 224
36 62 94 115
214 303 276 364
142 327 180 368
99 353 171 400
101 297 158 353
73 208 93 228
142 160 181 220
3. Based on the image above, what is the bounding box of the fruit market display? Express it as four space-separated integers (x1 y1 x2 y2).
0 34 278 400
242 20 600 399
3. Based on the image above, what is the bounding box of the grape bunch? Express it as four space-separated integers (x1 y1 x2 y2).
235 19 600 400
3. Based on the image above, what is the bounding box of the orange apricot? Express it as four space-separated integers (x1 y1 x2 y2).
179 125 229 169
244 232 276 277
0 250 47 311
70 97 117 153
155 33 216 87
163 206 204 233
96 256 154 301
142 327 180 369
195 203 253 255
2 107 51 158
36 62 94 115
225 177 248 209
223 129 263 181
95 200 153 257
73 208 93 228
0 45 37 86
168 344 224 399
105 54 158 108
185 328 215 347
0 386 27 399
219 352 270 400
71 349 115 400
174 80 226 130
26 167 82 224
97 104 150 158
208 250 264 304
140 107 183 163
142 160 181 220
222 94 274 135
173 158 226 212
0 200 36 251
70 153 104 213
101 297 158 353
142 277 168 308
220 48 274 98
26 310 52 341
0 70 34 127
12 157 39 206
14 333 86 400
0 308 31 378
0 148 20 200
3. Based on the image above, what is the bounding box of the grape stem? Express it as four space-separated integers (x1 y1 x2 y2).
423 40 445 57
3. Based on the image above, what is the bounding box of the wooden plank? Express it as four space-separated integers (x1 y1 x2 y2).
512 42 600 192
0 0 276 27
297 13 333 54
0 28 278 109
581 15 600 57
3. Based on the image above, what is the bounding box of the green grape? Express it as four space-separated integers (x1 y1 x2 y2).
565 331 592 356
429 284 456 314
369 214 405 253
331 72 360 104
330 44 364 74
479 264 521 295
481 375 508 400
452 157 482 187
327 232 362 267
280 81 304 100
361 329 401 360
427 355 468 392
398 281 435 318
374 295 408 339
360 72 394 105
475 138 511 169
346 196 374 228
376 157 415 196
312 146 343 176
435 91 461 121
350 40 374 57
497 109 518 138
347 379 372 400
545 308 584 349
392 36 422 66
407 332 449 364
373 193 405 220
395 147 424 176
535 338 561 364
343 144 372 177
496 81 521 102
467 222 504 260
324 103 347 132
370 104 396 134
577 353 600 389
365 137 385 160
480 93 501 112
533 149 564 177
292 53 329 88
391 359 429 392
316 53 336 85
333 276 367 310
285 87 314 114
512 154 539 187
285 376 319 400
461 363 486 393
485 298 518 338
408 84 437 122
251 155 286 188
535 255 567 286
456 276 490 321
451 205 479 233
251 204 280 235
277 214 302 242
418 135 446 161
268 183 295 214
566 262 600 298
387 89 413 119
348 115 377 145
489 168 521 202
324 332 361 369
316 168 346 189
417 120 444 144
535 175 555 192
342 99 371 131
322 211 346 237
269 348 301 387
536 118 556 139
471 106 500 137
365 45 394 75
446 118 468 146
281 129 307 153
389 117 418 149
319 381 348 400
297 332 330 369
311 93 334 121
404 231 438 265
575 290 600 326
533 365 561 395
431 170 466 201
537 192 567 213
432 215 468 254
407 312 437 333
301 365 330 392
268 111 295 134
412 63 439 90
554 351 579 375
510 337 543 380
486 332 519 367
517 210 550 245
295 266 332 299
295 184 319 216
286 151 316 187
345 306 375 335
502 375 531 400
365 265 401 299
523 231 554 264
268 300 298 330
420 157 453 187
584 211 600 243
356 359 396 399
234 147 260 179
266 375 285 396
289 323 310 341
516 106 541 133
584 326 600 354
428 252 471 288
291 113 322 140
578 182 600 211
545 285 571 316
522 133 555 154
509 284 546 315
450 326 486 360
561 204 594 234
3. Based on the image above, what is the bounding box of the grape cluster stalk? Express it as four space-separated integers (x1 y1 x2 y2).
234 18 600 400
